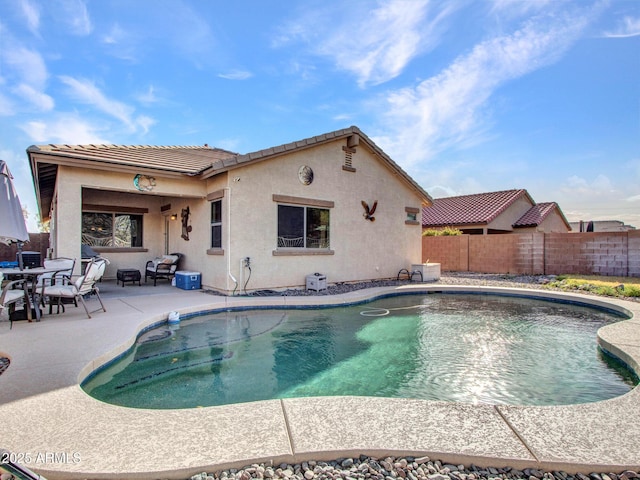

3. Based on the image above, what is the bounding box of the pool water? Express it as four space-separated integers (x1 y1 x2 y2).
83 294 638 409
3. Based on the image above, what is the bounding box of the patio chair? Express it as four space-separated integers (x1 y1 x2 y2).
145 253 182 286
41 257 107 318
1 276 30 329
42 257 76 283
34 257 76 306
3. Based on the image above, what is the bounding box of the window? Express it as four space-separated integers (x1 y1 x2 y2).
211 200 222 248
82 212 143 247
405 206 421 225
278 205 330 249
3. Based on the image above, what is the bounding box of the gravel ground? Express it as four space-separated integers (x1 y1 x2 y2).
224 272 638 302
214 272 551 298
188 455 639 480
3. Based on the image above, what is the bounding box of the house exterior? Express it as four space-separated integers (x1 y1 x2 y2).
568 220 637 232
28 126 432 293
421 189 571 235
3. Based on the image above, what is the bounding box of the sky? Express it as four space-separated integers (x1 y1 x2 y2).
1 0 639 232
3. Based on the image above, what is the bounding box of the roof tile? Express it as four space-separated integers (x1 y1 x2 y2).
422 189 528 227
513 202 558 227
28 144 237 175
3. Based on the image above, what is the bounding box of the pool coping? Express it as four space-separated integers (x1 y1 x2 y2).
1 284 639 479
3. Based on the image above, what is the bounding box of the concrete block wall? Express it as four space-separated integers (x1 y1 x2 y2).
423 231 639 277
629 231 640 277
544 232 629 276
421 235 468 271
515 232 545 275
469 234 518 273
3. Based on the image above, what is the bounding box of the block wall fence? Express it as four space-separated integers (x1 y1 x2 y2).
422 231 640 277
0 233 50 263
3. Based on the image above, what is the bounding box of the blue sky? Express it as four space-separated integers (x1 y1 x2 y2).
1 0 638 231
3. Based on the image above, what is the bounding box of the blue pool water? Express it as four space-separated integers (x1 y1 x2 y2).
83 293 637 409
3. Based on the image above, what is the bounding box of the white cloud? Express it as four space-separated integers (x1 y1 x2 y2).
136 115 156 135
215 138 241 153
603 16 640 38
0 92 16 116
102 23 125 45
55 0 92 36
275 0 455 87
489 0 555 17
373 6 598 167
14 83 54 111
316 0 434 87
4 46 48 88
101 23 139 62
332 113 353 122
136 85 159 105
563 174 614 196
162 2 217 64
21 114 110 145
20 0 40 35
59 76 154 134
2 45 52 112
218 70 253 81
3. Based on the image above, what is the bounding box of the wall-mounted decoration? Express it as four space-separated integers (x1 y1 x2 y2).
361 200 378 222
133 174 156 191
298 165 314 185
181 206 192 241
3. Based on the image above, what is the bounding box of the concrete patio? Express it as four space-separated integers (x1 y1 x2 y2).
0 280 639 480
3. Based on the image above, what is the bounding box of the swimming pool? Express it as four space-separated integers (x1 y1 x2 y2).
82 293 638 409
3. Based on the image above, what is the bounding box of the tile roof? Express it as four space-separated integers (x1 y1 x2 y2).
513 202 559 228
200 126 432 203
27 126 432 223
422 189 530 227
27 144 237 175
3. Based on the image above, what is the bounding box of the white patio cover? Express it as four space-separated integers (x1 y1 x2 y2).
0 159 29 245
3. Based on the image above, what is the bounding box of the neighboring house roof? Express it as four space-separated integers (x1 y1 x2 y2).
422 189 532 227
28 126 432 222
513 202 570 229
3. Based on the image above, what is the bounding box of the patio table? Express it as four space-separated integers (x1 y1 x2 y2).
0 267 64 322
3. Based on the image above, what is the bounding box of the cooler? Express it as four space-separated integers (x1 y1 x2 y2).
175 271 201 290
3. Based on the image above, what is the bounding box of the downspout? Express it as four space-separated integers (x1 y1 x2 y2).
225 187 238 294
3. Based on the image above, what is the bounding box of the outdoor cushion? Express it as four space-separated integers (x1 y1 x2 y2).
149 255 178 270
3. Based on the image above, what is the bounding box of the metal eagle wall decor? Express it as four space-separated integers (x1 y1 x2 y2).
181 206 192 240
361 200 377 221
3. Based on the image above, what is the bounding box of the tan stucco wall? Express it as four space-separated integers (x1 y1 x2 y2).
52 166 207 278
539 212 570 233
50 138 426 292
486 196 534 232
218 139 424 292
